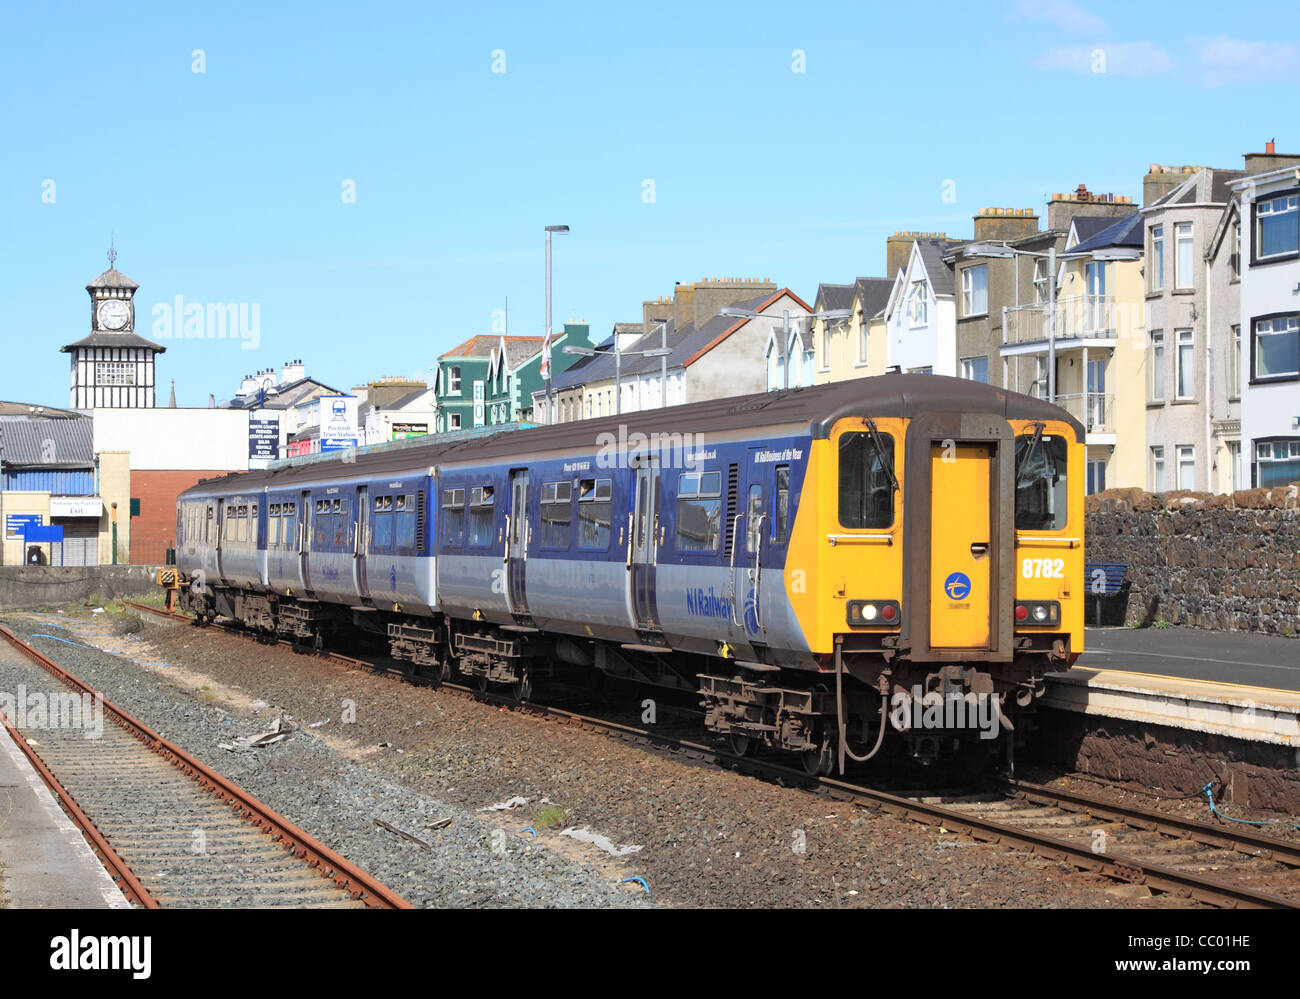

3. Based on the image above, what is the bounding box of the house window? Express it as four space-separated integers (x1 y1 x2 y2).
1033 356 1047 399
961 265 988 317
961 356 989 383
1176 329 1194 399
821 325 830 362
1148 330 1165 401
447 366 462 394
1150 446 1165 491
1255 439 1300 488
1174 222 1194 289
858 322 869 363
1034 259 1049 304
1149 224 1164 291
1177 445 1195 490
1230 325 1241 399
1230 220 1241 280
1252 314 1300 380
907 281 928 326
95 361 136 386
1087 459 1106 495
449 412 462 430
1256 192 1299 259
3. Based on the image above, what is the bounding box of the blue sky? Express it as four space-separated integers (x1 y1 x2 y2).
1 0 1297 407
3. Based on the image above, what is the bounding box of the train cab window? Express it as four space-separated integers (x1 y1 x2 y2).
838 432 896 529
373 495 393 549
774 466 790 543
1015 434 1069 531
577 478 612 550
469 486 495 547
745 484 764 554
540 481 572 548
395 494 416 550
676 471 721 552
441 489 466 546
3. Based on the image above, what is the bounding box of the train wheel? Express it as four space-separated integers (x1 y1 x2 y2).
513 669 533 702
728 732 756 758
801 741 834 777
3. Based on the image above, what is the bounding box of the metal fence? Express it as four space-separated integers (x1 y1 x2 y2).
1054 392 1116 435
1004 296 1118 345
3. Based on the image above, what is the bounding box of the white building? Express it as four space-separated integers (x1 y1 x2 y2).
883 237 964 375
1232 165 1300 487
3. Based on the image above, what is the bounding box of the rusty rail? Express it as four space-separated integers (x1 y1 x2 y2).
0 623 412 909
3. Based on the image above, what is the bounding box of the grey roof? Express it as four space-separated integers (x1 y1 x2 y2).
1148 168 1247 210
815 283 855 312
61 331 165 353
853 277 893 319
221 376 341 410
1069 216 1114 245
86 267 139 291
916 239 962 296
0 416 94 467
0 401 83 419
1068 211 1145 254
377 388 433 411
499 338 542 370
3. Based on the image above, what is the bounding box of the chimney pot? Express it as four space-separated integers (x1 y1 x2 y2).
1266 139 1276 154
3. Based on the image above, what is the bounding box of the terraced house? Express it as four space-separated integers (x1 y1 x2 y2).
810 276 891 383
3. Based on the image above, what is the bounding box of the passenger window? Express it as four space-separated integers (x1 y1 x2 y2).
469 486 495 547
774 466 790 543
676 471 721 552
577 478 612 550
395 494 416 550
441 488 466 546
1015 434 1069 531
838 432 895 529
373 495 393 548
541 481 572 548
745 485 763 554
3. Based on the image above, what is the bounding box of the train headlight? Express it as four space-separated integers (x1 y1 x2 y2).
1015 601 1060 627
846 600 901 629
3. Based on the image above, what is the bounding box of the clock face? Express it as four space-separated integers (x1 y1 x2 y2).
98 299 131 331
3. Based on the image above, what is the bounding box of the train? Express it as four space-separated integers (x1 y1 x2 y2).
172 373 1085 775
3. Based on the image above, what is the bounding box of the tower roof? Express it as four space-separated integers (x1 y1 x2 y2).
86 267 139 291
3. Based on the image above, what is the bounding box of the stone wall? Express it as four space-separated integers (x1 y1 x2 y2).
0 565 159 613
1085 486 1300 635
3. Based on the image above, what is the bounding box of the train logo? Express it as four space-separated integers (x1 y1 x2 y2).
743 589 760 635
944 572 972 601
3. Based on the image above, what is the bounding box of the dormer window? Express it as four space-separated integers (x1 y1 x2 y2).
907 281 929 326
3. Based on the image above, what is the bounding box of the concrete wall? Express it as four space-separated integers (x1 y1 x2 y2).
1085 486 1300 634
0 565 160 612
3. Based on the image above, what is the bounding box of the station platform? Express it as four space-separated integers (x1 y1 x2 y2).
1044 627 1300 748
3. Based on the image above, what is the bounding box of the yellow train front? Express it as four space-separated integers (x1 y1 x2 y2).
700 374 1084 775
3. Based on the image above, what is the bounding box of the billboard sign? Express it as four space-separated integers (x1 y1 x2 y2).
319 394 359 451
473 381 485 428
248 414 280 467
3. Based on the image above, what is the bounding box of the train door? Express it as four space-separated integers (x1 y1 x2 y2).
730 450 768 641
928 444 992 649
627 455 660 631
354 485 371 603
299 490 312 594
504 469 530 617
214 498 225 582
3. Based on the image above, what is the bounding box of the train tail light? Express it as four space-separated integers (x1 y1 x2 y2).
847 600 901 628
1015 601 1060 626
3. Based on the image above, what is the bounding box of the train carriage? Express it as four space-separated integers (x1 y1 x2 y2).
174 373 1084 774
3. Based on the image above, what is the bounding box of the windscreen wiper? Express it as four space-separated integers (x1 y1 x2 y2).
863 417 900 496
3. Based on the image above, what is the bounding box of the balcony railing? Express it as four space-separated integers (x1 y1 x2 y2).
1003 295 1118 345
1054 392 1116 435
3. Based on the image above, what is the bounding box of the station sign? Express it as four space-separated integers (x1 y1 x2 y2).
319 395 359 451
49 498 103 518
5 514 42 540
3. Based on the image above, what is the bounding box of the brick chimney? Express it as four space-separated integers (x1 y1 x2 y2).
646 278 778 333
1046 185 1135 231
1143 165 1197 207
972 208 1039 243
1243 140 1300 175
886 232 948 278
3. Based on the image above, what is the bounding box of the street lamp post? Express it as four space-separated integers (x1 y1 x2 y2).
564 334 672 417
544 225 569 424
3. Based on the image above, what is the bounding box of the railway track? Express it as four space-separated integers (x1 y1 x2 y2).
0 622 411 909
124 600 1300 909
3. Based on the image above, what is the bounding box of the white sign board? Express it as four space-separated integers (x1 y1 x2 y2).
49 497 104 518
473 381 485 428
319 394 359 451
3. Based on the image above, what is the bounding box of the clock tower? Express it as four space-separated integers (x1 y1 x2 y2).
61 248 165 409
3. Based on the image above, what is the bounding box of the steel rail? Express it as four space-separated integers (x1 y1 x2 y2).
0 623 412 909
